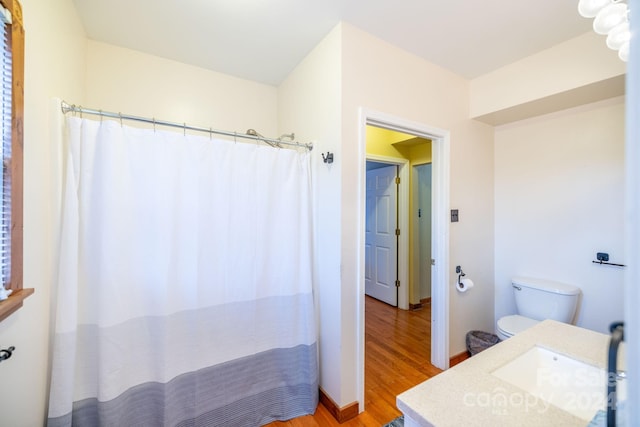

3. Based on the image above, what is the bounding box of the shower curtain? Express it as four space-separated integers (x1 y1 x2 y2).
47 116 318 426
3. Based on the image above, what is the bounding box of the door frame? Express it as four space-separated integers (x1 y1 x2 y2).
412 162 432 304
357 108 450 408
365 155 410 309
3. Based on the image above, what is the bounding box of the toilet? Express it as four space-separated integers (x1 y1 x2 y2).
496 276 581 341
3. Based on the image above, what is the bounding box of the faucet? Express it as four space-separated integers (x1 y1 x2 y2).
607 321 624 427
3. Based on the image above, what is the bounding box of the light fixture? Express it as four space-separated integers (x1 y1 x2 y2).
593 2 628 34
579 0 613 17
606 21 630 49
577 0 630 62
618 41 630 61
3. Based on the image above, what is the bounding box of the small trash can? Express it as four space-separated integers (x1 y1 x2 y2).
466 330 500 356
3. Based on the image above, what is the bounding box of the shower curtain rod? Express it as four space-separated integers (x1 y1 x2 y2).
60 101 313 151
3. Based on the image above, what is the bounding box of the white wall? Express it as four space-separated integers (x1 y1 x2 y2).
278 25 343 404
494 97 625 334
86 41 279 137
339 24 495 406
0 0 87 426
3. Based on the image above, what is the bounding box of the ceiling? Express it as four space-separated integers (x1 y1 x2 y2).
72 0 593 86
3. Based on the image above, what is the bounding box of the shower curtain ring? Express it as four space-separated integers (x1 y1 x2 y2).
209 127 212 140
183 123 186 136
119 112 123 126
99 110 103 122
153 117 156 133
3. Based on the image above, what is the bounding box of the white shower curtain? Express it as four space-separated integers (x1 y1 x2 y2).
48 116 318 426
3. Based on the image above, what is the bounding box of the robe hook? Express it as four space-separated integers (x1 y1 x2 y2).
322 152 334 164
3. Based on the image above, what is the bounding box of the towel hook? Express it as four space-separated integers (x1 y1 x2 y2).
322 152 334 164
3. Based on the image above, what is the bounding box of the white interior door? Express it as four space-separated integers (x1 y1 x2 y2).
365 164 398 305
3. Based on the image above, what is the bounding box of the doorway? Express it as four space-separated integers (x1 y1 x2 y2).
357 109 450 409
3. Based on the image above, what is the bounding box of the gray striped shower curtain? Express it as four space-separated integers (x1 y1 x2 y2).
47 116 318 426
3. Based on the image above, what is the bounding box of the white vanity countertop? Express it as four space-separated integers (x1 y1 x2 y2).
396 320 617 427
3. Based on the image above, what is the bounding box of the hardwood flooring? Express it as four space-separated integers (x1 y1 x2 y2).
266 296 443 427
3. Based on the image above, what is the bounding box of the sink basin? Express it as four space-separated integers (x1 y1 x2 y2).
492 346 626 421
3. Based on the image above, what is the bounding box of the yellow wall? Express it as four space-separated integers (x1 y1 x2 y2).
365 125 432 305
367 125 415 158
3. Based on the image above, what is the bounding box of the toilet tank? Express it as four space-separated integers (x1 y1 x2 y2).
512 277 581 323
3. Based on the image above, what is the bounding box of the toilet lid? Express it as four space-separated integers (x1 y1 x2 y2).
497 315 540 337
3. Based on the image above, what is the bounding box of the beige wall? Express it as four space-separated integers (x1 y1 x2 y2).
470 32 626 125
1 3 626 423
340 23 495 405
494 97 625 334
278 22 496 408
0 0 87 425
278 24 343 403
86 41 279 137
1 18 281 427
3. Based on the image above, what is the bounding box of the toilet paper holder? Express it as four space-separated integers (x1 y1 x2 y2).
456 265 465 284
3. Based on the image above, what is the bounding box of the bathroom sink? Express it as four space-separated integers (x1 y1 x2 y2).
492 346 626 421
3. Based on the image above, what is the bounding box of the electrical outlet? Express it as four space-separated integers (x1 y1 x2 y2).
451 209 459 222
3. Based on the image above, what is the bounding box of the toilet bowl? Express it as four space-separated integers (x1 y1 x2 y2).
496 314 541 340
496 277 581 340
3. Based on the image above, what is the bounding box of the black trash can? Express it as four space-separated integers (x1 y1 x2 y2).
466 330 500 356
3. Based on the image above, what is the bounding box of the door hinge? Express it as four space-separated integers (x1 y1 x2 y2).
395 176 400 184
395 228 400 236
431 259 436 266
395 280 401 288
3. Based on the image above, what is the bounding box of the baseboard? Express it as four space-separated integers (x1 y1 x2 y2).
319 388 359 423
409 297 431 311
449 350 470 367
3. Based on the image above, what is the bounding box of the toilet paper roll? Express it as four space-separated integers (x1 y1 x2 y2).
456 278 474 293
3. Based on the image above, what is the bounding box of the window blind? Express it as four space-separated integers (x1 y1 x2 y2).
1 5 12 288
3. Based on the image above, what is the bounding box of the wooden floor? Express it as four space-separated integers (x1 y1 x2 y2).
266 296 443 427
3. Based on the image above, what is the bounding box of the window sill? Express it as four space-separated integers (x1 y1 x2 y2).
0 288 34 323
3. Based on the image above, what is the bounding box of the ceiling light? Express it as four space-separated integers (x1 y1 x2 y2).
618 41 630 61
577 0 630 62
579 0 613 17
593 2 628 34
606 21 631 49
